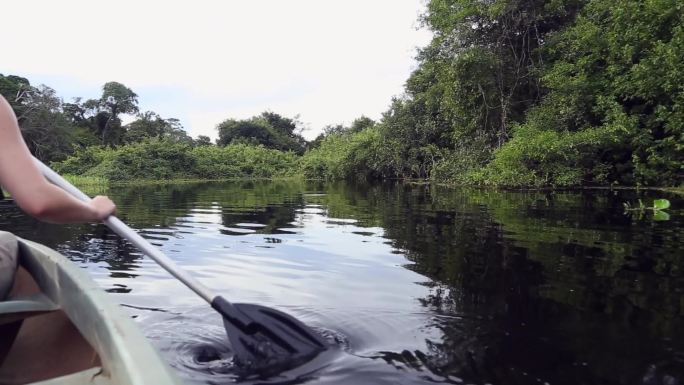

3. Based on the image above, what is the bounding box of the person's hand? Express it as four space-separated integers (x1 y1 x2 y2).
90 196 116 221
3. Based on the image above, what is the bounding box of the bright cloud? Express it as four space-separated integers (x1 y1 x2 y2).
1 0 431 140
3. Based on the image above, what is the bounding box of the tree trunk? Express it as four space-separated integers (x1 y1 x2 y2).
101 106 118 145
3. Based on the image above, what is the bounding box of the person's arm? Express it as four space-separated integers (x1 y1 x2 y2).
0 96 115 224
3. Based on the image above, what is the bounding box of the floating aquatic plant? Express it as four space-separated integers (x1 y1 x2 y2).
623 199 671 221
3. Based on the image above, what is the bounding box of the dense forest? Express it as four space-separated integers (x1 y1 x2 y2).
2 0 682 187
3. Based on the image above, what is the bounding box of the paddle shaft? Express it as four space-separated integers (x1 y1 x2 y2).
34 158 216 304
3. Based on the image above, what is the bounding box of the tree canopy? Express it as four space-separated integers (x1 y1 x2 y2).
216 111 306 154
0 77 199 161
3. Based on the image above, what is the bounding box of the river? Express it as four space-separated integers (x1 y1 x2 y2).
1 181 682 384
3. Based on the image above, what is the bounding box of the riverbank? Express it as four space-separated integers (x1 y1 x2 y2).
107 176 304 186
51 138 682 193
63 173 683 198
405 179 684 196
53 137 684 192
656 187 684 196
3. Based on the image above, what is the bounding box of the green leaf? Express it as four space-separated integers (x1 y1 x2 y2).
653 199 671 210
653 211 670 221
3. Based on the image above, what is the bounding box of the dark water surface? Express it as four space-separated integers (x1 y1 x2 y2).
1 181 683 384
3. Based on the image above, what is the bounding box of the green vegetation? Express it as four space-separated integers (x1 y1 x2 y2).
62 174 109 188
623 198 672 221
302 0 683 188
300 127 401 180
53 139 299 181
2 0 682 188
217 111 307 154
624 198 672 212
62 175 109 196
476 0 684 187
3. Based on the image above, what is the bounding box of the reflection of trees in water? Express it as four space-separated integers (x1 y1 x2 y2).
322 184 684 326
0 180 311 279
106 179 310 232
100 180 311 273
0 200 86 246
110 182 204 228
319 184 684 384
0 199 144 279
196 180 308 235
56 230 143 276
465 189 684 336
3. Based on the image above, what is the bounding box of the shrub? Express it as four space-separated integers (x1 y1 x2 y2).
300 127 403 180
191 144 299 179
54 140 299 181
478 122 623 187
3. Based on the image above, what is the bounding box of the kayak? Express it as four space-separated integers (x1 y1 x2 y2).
0 237 181 385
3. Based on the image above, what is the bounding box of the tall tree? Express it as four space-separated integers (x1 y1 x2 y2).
0 74 33 119
125 111 167 142
99 82 139 145
216 112 307 153
162 118 193 144
377 0 585 178
13 85 75 161
217 119 274 147
195 135 213 146
349 116 375 133
260 111 298 135
489 0 684 186
125 112 193 144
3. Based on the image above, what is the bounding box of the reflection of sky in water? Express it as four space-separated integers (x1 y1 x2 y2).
99 199 429 320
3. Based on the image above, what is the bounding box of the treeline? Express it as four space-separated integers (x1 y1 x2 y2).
0 74 308 180
5 0 684 187
0 76 200 160
307 0 683 187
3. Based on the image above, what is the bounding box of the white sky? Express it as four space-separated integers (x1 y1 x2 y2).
1 1 431 140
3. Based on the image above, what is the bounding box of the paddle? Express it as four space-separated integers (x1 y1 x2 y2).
34 158 328 368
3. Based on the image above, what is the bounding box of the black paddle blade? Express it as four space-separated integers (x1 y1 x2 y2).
211 296 327 368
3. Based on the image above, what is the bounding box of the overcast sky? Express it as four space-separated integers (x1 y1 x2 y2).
2 1 431 140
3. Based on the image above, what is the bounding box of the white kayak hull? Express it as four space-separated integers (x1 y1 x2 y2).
0 238 181 385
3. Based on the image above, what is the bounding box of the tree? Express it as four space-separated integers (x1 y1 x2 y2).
349 116 375 133
99 82 139 145
125 112 193 144
372 0 586 179
125 111 167 142
490 0 684 186
195 135 212 146
62 98 88 125
307 133 326 149
217 119 274 147
0 74 32 117
15 85 75 161
260 111 298 135
322 124 347 136
216 112 307 153
163 118 193 144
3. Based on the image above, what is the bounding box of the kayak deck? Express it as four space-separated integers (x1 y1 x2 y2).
0 238 180 385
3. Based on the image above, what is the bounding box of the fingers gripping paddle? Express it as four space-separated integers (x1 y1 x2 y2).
35 158 327 367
